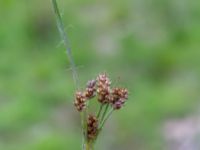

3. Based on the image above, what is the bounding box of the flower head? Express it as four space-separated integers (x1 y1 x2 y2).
74 91 86 112
85 79 97 99
73 73 129 144
96 73 111 104
111 88 128 110
87 115 99 140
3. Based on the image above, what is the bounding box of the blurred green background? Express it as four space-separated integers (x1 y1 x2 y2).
0 0 200 150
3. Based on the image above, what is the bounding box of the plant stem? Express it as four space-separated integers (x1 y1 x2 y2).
51 0 79 87
99 108 114 130
85 141 94 150
93 108 114 145
97 104 104 119
51 0 87 149
81 111 87 141
100 104 109 122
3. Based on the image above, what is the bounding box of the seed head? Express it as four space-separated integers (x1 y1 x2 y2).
74 91 86 112
85 79 97 99
87 115 99 140
96 73 111 104
111 88 128 110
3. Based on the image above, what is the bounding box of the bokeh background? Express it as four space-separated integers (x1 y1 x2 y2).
1 0 200 150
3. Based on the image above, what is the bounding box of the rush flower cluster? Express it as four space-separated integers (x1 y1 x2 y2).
74 73 128 142
87 115 98 140
74 92 86 112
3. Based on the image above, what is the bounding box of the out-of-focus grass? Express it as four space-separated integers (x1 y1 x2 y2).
0 0 200 150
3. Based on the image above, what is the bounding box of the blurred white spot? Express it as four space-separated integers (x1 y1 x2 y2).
163 116 200 150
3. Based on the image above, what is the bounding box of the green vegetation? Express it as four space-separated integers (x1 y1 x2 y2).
0 0 200 150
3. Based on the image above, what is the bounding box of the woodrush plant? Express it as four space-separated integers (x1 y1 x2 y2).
74 74 128 149
51 0 128 149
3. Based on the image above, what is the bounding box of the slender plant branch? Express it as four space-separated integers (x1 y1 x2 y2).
51 0 88 149
51 0 79 87
99 108 114 130
97 104 104 119
100 104 109 122
93 108 114 144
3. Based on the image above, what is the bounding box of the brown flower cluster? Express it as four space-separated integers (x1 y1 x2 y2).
74 73 128 143
85 79 96 99
87 115 98 140
74 73 128 112
74 80 96 112
96 74 111 104
74 92 86 112
111 88 128 110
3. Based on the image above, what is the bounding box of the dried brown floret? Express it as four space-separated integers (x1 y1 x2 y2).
87 115 99 140
96 73 111 104
74 91 86 112
111 88 128 110
85 79 97 99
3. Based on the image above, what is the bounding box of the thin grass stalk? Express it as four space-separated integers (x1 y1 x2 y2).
93 108 114 145
97 104 104 119
51 0 88 149
51 0 78 87
100 104 109 122
99 108 114 130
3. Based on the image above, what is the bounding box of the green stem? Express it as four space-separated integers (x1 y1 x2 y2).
51 0 79 87
93 108 114 145
99 108 114 130
97 104 104 119
51 0 87 149
81 111 87 141
100 104 109 123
